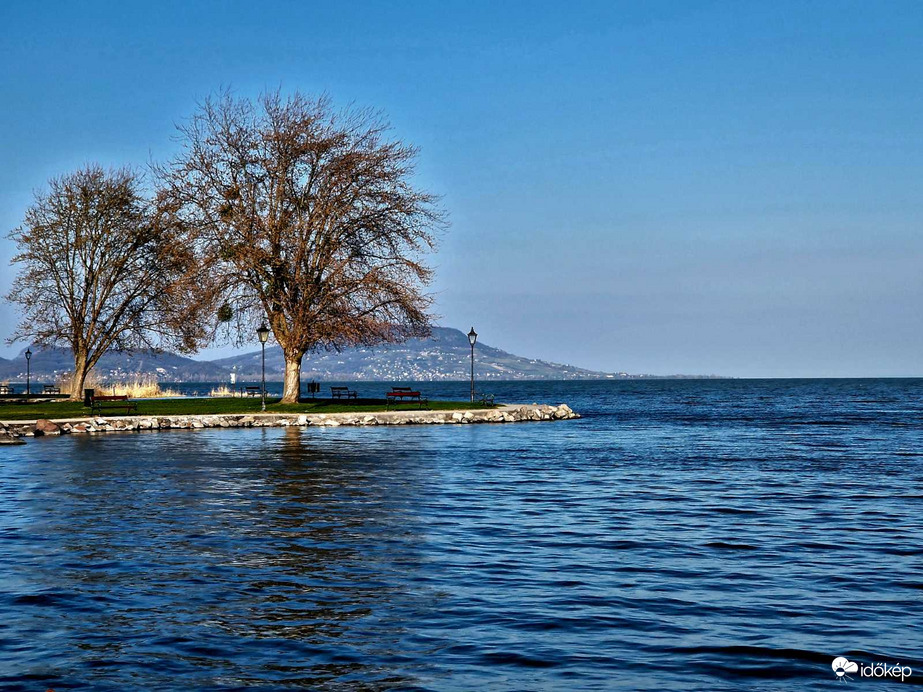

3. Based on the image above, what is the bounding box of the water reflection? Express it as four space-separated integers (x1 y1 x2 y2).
4 427 441 690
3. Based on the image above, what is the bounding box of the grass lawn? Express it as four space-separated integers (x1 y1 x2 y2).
0 397 495 421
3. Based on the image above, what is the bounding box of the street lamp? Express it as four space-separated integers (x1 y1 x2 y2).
256 323 270 412
467 327 477 402
25 348 32 397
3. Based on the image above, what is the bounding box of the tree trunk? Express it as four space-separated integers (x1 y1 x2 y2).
281 352 303 403
69 351 89 401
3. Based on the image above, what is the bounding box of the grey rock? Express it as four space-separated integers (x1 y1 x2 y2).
0 431 26 445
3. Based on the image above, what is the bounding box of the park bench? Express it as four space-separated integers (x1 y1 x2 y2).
89 394 138 416
43 385 61 395
0 385 15 395
475 392 495 405
385 386 428 409
330 386 357 400
245 386 262 397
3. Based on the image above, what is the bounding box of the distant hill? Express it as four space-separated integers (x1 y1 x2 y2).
211 327 611 381
0 327 717 383
0 347 227 383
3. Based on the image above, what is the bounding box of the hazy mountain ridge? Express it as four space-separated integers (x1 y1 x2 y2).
210 327 611 381
0 347 227 383
0 327 718 382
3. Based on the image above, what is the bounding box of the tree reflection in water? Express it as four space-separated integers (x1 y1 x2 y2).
11 426 444 690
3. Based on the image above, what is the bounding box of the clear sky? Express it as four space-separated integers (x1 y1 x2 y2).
1 0 920 377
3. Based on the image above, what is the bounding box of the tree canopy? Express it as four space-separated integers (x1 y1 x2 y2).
157 90 445 402
6 165 204 398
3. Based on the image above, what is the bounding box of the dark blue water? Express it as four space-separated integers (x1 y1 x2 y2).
2 379 922 690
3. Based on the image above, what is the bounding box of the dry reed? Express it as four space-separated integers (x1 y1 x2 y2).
56 371 183 398
208 384 239 397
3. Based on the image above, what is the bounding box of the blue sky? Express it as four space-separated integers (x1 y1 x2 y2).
1 0 921 377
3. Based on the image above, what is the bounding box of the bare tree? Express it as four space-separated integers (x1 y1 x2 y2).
6 165 204 399
157 90 444 402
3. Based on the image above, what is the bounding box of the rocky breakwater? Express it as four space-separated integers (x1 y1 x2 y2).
0 404 579 441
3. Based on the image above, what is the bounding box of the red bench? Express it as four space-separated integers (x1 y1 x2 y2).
386 387 428 409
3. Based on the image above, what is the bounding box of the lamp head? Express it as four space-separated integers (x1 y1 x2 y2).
467 327 477 346
25 348 32 361
256 324 271 344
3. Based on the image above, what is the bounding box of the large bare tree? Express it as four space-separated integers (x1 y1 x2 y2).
157 90 444 402
6 165 204 399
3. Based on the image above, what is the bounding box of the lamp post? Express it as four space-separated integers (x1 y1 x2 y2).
256 323 270 412
467 327 477 402
25 348 32 397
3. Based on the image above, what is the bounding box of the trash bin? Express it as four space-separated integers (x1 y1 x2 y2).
84 388 94 407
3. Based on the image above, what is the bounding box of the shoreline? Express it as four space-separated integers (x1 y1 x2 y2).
0 403 579 443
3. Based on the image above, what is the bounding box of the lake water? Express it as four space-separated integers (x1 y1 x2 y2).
1 379 922 690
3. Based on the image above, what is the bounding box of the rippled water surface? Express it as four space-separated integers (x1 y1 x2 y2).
2 379 922 690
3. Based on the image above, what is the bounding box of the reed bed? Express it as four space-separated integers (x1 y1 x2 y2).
208 384 239 398
57 372 184 398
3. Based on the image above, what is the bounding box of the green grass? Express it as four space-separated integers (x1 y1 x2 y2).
0 397 496 421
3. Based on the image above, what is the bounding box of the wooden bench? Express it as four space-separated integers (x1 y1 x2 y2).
386 387 428 409
43 385 61 395
330 386 357 400
245 386 262 397
89 394 138 415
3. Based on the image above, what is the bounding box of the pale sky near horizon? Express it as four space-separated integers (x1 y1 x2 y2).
1 0 921 377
